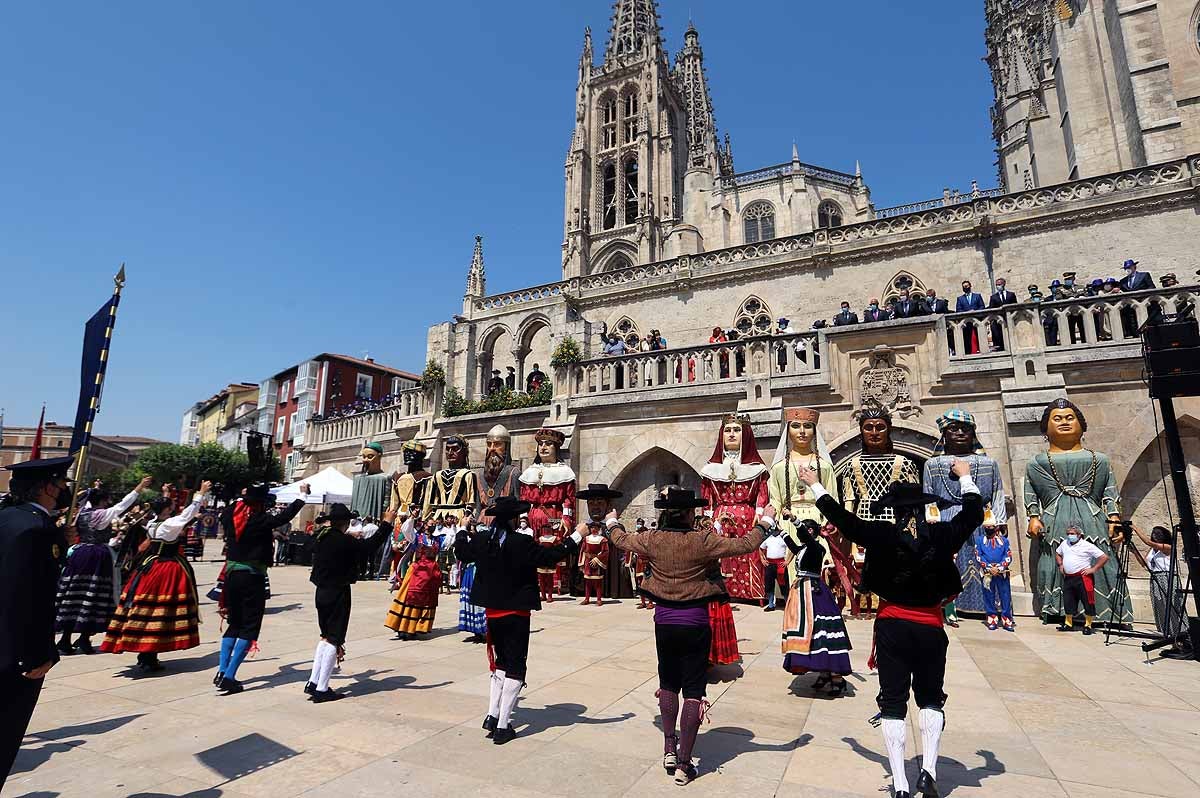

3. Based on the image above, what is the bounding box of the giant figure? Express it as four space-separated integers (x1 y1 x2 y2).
699 414 769 601
769 408 836 588
518 428 576 596
839 402 919 524
351 442 392 521
477 425 522 527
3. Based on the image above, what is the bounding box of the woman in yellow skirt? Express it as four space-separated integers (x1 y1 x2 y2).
384 518 442 640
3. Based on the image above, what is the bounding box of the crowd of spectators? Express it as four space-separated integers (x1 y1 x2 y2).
310 392 409 422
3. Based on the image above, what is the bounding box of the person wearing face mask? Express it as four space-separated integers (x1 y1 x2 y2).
1054 525 1108 635
0 456 74 791
955 280 986 354
796 458 981 798
862 298 890 323
833 301 859 326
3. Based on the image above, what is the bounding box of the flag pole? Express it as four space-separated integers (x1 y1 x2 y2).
67 264 126 522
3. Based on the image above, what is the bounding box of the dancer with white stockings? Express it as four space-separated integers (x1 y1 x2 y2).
796 459 982 798
454 496 580 744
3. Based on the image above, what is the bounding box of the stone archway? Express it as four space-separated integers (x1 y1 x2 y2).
1120 415 1200 558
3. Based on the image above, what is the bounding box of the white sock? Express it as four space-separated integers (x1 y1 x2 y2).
315 642 337 691
488 669 506 718
307 641 323 686
918 708 944 780
497 677 523 728
881 717 909 793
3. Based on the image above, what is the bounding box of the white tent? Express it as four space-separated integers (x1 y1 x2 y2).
271 466 353 505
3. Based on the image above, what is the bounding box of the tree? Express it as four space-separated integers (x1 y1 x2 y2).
131 442 281 491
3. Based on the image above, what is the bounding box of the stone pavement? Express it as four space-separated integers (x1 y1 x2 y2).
8 559 1200 798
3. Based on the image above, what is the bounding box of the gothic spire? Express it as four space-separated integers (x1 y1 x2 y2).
674 21 722 172
464 235 485 298
604 0 664 64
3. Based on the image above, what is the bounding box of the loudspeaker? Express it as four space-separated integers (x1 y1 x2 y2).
1143 316 1200 351
248 434 265 471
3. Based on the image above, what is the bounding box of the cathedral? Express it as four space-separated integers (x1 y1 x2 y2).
303 0 1200 614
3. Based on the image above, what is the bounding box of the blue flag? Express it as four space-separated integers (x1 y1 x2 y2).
70 293 121 454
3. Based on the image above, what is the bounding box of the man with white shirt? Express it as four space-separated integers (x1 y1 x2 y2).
1055 526 1109 636
56 475 154 655
759 528 792 611
796 458 981 798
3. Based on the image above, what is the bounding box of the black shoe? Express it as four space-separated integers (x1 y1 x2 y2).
217 677 244 694
482 715 498 737
1082 626 1094 636
492 725 517 745
915 768 939 797
1055 624 1072 632
57 638 75 656
895 793 912 798
304 682 317 695
828 678 848 697
213 671 224 686
73 638 95 655
141 656 165 673
310 688 346 703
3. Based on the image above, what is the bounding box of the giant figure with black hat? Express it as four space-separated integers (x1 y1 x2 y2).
304 503 392 702
101 480 213 673
212 481 310 694
796 459 981 798
454 495 581 745
577 483 622 605
606 487 778 786
0 456 74 790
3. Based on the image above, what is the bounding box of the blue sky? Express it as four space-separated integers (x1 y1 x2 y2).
0 1 995 442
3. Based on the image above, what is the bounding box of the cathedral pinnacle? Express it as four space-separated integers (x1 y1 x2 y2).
464 235 485 299
674 21 722 172
604 0 664 64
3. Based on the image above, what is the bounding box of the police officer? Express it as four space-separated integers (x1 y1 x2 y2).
0 456 74 789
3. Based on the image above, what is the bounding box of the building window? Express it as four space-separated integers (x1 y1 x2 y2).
623 158 639 224
279 379 290 402
743 202 776 243
734 295 774 337
606 253 633 273
355 373 374 399
612 315 642 348
275 415 286 444
390 376 401 394
288 411 298 440
817 200 843 229
602 162 618 229
623 92 639 144
601 97 618 150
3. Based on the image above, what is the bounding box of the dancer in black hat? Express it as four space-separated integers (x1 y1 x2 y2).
304 503 392 702
454 495 581 745
795 459 981 798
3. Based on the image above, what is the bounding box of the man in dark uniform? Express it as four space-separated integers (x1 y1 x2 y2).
0 456 74 790
797 458 981 798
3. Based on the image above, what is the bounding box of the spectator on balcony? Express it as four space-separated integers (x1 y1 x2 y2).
526 364 547 393
956 280 985 354
862 298 890 323
726 329 747 376
708 326 729 379
486 369 505 397
1085 278 1103 297
925 288 950 314
1119 259 1154 292
1161 273 1179 289
987 277 1017 352
1060 273 1087 344
833 301 859 326
775 318 797 372
892 289 929 319
505 366 516 391
603 333 627 357
1102 277 1120 294
1032 285 1060 346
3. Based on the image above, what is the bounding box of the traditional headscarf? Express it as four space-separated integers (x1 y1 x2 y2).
772 407 833 466
933 408 986 455
700 413 767 483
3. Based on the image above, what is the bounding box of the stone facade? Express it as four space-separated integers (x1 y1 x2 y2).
987 0 1200 190
300 2 1200 619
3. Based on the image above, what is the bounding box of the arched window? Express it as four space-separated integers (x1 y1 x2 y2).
743 202 776 243
624 158 639 224
817 200 843 229
606 253 633 273
601 162 617 230
623 92 639 144
733 296 773 337
611 315 642 347
601 97 618 150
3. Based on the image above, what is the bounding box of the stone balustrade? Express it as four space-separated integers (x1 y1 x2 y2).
305 388 426 448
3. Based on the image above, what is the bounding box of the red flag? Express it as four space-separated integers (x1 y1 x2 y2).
30 404 46 459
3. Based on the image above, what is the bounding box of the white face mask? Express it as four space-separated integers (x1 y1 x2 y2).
1066 533 1080 544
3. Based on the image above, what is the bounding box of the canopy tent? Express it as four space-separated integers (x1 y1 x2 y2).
270 466 353 505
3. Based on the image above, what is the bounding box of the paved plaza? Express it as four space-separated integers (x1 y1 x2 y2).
7 559 1200 798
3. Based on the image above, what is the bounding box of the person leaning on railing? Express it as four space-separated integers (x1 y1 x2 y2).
1131 522 1193 657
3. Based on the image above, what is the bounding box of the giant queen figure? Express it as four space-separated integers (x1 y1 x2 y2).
1025 398 1130 626
769 407 837 586
839 402 919 524
699 414 770 602
518 428 576 596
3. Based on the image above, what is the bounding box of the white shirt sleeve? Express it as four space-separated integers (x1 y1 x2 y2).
94 489 142 530
149 498 203 542
958 475 980 496
810 483 829 500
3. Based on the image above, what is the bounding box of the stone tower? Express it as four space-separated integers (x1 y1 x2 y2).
562 0 689 278
462 234 485 316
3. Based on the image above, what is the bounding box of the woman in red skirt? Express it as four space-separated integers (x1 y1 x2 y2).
102 481 211 672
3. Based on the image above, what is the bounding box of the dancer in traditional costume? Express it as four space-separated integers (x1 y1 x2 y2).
304 504 391 702
101 481 212 673
839 402 919 524
699 414 767 665
577 483 622 605
212 482 309 694
1026 399 1129 626
518 428 576 597
799 459 982 798
456 496 581 745
384 517 442 640
781 518 852 694
922 409 1007 620
607 489 775 786
56 476 152 655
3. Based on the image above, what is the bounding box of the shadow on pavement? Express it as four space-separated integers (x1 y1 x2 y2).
517 702 634 738
13 714 145 776
842 735 1006 796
